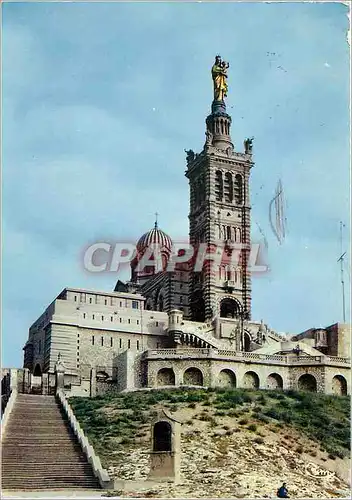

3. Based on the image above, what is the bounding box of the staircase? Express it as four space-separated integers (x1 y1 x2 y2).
1 394 101 491
176 322 229 350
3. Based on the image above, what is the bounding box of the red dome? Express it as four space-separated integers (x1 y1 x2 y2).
137 225 172 254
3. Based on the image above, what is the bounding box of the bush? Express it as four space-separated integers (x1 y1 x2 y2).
296 446 303 454
239 418 248 425
188 402 196 409
254 437 264 444
247 424 257 432
264 408 280 420
256 413 271 424
227 410 239 418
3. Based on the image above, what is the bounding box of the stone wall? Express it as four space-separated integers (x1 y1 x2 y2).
145 356 350 395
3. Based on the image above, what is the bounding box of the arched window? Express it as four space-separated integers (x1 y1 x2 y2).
220 298 240 318
235 174 243 205
224 173 233 203
215 171 223 201
153 421 172 452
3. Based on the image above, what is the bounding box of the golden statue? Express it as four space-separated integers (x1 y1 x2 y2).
212 55 229 102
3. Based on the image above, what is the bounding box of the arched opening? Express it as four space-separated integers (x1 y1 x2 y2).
267 373 283 390
33 364 42 377
215 171 223 201
183 367 203 386
235 174 243 205
96 371 109 381
157 368 175 387
153 421 172 452
220 298 240 318
158 294 164 312
224 173 233 203
332 375 347 396
192 290 205 322
243 331 251 352
298 374 317 392
243 371 259 389
218 369 236 388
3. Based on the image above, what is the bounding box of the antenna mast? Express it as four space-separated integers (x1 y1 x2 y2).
337 221 346 323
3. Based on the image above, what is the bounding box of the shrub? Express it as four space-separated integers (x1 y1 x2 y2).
209 417 218 428
296 446 303 454
264 408 280 420
188 402 196 409
239 418 248 425
247 424 257 432
254 437 264 444
256 413 271 424
328 454 336 460
227 410 239 418
256 394 267 405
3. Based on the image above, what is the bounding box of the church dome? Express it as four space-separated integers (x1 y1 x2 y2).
137 222 172 254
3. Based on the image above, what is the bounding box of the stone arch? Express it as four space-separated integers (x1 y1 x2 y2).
267 373 283 390
33 364 42 377
183 367 203 386
157 291 165 312
157 368 175 387
243 331 251 352
235 174 243 205
215 171 223 201
243 371 259 389
298 374 317 392
224 172 233 203
220 297 241 318
96 370 109 381
332 375 347 396
153 421 172 452
218 369 236 388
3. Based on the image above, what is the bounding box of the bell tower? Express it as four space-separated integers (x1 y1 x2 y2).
186 56 254 323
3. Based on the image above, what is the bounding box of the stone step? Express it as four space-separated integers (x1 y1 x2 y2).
3 471 97 478
2 478 100 485
3 462 91 467
2 394 100 490
2 481 100 490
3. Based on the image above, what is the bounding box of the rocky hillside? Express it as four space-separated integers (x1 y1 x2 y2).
70 388 350 498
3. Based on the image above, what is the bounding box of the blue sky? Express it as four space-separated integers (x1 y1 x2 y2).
2 1 350 367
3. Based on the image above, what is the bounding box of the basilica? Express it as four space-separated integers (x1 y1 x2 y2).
20 57 350 397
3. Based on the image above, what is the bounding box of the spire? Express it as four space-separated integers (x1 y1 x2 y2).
154 211 159 229
206 55 234 151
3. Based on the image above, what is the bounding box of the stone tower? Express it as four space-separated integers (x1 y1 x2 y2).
186 56 254 324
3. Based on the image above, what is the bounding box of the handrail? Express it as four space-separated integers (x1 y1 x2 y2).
1 389 17 439
57 390 113 489
142 348 351 366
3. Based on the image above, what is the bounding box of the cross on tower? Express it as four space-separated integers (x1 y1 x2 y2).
154 212 159 228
